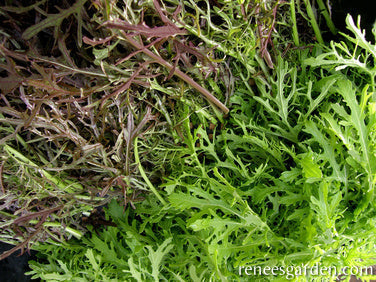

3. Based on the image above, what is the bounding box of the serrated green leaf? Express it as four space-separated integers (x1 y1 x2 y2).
147 237 174 281
85 249 99 272
298 152 322 179
304 120 345 181
280 168 302 183
337 80 375 180
127 257 143 282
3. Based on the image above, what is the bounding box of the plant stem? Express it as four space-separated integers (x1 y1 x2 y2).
123 33 230 115
316 0 337 35
290 0 300 46
134 137 167 205
303 0 324 44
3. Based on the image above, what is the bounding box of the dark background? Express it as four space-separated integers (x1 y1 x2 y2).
0 242 37 281
330 0 375 41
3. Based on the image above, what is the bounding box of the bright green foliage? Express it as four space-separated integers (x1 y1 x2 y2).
27 198 212 281
160 14 376 280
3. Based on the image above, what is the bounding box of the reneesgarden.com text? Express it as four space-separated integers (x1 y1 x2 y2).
238 263 374 279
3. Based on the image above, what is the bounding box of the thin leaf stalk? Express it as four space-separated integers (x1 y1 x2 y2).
303 0 324 44
122 33 229 115
315 0 337 35
290 0 300 46
134 137 166 205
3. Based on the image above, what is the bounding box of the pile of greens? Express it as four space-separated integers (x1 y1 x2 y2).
1 0 376 281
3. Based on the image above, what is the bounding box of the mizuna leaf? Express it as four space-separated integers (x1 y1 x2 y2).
336 80 375 178
344 15 376 59
22 0 87 40
310 181 343 233
85 249 99 272
169 191 229 212
146 238 174 281
305 74 337 117
127 257 143 282
304 120 346 182
299 153 322 179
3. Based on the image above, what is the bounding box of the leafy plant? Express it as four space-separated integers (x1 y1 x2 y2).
26 10 376 281
152 12 376 281
2 0 376 281
27 199 205 281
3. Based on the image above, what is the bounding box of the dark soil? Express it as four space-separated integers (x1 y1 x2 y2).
0 242 39 281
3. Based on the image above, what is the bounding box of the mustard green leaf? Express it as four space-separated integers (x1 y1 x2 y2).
22 0 87 40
